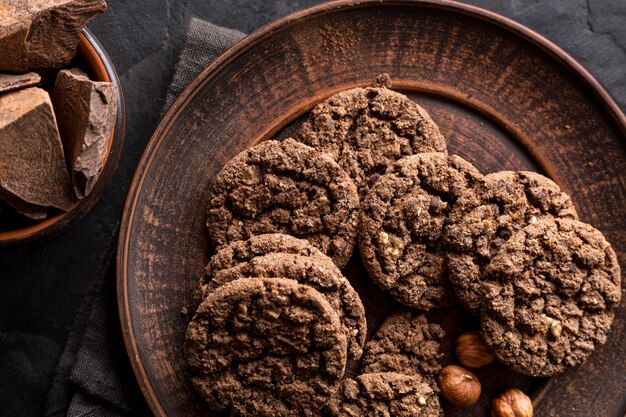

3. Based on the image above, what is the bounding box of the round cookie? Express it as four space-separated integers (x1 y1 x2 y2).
205 138 359 269
197 252 367 360
203 233 328 275
295 74 446 199
185 278 348 416
359 153 483 309
325 372 442 417
196 233 330 306
444 170 579 314
360 310 444 385
480 218 621 377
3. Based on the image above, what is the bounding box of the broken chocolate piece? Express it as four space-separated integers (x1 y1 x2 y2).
0 192 48 220
0 87 75 212
52 68 117 198
0 0 107 72
0 72 41 94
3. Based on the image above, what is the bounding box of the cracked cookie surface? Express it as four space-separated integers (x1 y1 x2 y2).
480 218 621 376
359 153 482 309
444 171 579 314
295 75 446 199
196 252 366 360
205 139 359 269
185 278 347 416
360 310 444 387
325 372 442 417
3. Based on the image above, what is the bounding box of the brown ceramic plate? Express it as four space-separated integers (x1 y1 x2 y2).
0 28 125 247
117 1 626 416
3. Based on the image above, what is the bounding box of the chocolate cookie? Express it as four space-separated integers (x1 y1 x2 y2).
196 252 367 360
359 153 483 309
196 233 329 306
295 75 446 199
204 233 327 273
361 310 445 385
325 372 442 417
480 218 621 376
185 278 347 416
205 138 359 268
444 171 579 314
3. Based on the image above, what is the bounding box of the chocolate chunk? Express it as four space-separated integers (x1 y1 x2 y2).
0 192 47 220
0 72 41 94
0 87 74 213
52 68 117 198
0 0 106 72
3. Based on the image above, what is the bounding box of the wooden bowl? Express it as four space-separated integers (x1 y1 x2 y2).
118 1 625 416
0 28 125 247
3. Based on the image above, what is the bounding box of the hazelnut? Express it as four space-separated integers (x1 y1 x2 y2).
491 388 533 417
438 365 481 408
456 331 495 368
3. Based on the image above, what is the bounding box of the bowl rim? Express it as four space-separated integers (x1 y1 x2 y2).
0 27 126 247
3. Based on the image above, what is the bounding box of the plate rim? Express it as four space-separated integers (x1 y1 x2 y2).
116 1 626 416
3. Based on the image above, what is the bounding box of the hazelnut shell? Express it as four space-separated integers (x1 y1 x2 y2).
438 365 481 408
456 331 495 368
491 388 533 417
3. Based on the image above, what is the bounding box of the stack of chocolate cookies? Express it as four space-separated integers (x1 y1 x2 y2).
184 75 621 416
184 231 369 416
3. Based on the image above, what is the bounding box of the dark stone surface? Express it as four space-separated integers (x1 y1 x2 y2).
0 0 623 415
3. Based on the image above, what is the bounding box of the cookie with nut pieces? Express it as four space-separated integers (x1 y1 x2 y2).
325 372 442 417
184 278 347 417
195 251 366 360
480 218 621 376
199 234 329 290
205 139 359 269
360 309 444 387
359 152 483 309
444 170 579 314
295 74 446 199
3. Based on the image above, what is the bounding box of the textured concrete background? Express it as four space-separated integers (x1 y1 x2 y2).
0 0 624 415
